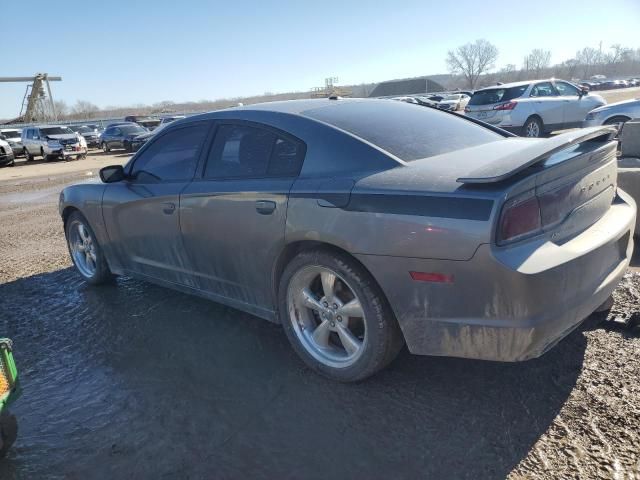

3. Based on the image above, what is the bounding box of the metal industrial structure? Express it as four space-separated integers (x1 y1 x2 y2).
311 77 352 98
0 74 62 123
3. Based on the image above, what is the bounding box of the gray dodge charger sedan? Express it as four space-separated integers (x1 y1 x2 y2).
59 99 636 381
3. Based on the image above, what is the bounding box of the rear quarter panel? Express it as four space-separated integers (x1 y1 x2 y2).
286 177 497 261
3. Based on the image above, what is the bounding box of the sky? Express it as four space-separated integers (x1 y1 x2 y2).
1 0 639 118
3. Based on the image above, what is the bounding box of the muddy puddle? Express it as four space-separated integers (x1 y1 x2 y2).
1 266 638 478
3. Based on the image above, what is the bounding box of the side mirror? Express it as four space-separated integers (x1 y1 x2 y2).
99 165 126 183
579 86 589 97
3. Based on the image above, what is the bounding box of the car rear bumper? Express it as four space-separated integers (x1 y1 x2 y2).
356 190 636 362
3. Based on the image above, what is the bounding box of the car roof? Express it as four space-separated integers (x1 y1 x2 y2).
474 79 560 91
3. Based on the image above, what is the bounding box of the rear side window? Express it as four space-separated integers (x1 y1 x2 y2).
304 101 501 162
530 82 557 97
468 85 529 106
131 123 209 182
205 124 304 178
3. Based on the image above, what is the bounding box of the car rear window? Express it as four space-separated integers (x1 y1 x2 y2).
303 101 501 161
468 85 529 106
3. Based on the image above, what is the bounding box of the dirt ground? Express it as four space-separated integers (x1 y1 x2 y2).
0 145 639 478
600 86 640 104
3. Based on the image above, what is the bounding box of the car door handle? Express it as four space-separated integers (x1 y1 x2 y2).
255 200 276 215
162 202 176 214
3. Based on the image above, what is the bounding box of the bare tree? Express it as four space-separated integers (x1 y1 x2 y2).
70 100 100 119
498 64 517 83
523 49 551 78
575 47 602 78
53 100 69 118
446 39 499 89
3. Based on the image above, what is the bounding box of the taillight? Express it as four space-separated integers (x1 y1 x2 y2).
493 101 517 111
498 193 541 244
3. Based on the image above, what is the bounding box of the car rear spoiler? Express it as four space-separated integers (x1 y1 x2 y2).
457 126 617 184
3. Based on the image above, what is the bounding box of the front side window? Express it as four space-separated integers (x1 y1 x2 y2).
130 123 209 183
530 82 558 97
555 81 580 96
205 124 304 178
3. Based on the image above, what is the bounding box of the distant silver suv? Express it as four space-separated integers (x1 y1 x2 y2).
465 79 606 137
21 125 83 161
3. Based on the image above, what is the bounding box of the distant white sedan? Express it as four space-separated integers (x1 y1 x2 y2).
437 93 470 111
583 98 640 127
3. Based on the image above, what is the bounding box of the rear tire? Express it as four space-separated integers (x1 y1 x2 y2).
279 249 404 382
65 211 114 285
523 116 544 138
24 148 33 161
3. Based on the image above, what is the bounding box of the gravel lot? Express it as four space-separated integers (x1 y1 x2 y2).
0 149 639 478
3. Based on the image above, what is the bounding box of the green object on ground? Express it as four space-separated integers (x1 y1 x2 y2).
0 339 18 412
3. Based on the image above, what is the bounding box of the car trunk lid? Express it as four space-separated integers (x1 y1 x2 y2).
474 127 619 245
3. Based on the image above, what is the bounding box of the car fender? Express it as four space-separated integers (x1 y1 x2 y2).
59 182 110 252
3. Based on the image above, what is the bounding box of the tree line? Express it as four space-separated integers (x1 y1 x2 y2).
446 39 640 89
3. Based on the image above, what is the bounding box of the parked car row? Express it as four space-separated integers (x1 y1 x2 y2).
579 78 640 91
391 78 634 137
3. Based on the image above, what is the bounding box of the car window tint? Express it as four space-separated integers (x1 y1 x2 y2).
305 101 501 162
555 81 579 96
267 137 304 176
530 82 557 97
131 123 208 183
468 85 529 105
206 124 275 178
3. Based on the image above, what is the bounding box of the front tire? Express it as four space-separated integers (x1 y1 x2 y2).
279 249 404 382
24 148 33 161
604 115 630 127
65 211 113 285
102 142 110 153
523 116 544 138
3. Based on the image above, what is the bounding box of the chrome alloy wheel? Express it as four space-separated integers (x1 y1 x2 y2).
525 120 541 137
68 220 97 278
287 266 367 368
